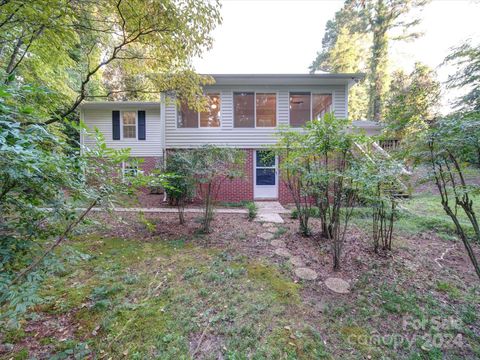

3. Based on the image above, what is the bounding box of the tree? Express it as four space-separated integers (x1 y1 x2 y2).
274 114 362 269
385 62 440 139
310 2 370 119
443 41 480 112
305 115 360 270
413 117 480 279
188 146 245 234
356 147 405 252
273 130 315 236
0 0 222 124
358 0 428 121
0 80 165 321
164 151 196 225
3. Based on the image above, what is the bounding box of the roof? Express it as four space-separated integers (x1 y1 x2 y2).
351 120 383 128
79 73 365 108
80 101 160 109
207 73 365 86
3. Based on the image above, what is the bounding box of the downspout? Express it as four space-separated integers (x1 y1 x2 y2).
160 92 168 202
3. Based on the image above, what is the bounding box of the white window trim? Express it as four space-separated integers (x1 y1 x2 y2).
176 92 222 129
233 91 278 129
288 92 334 127
120 110 138 140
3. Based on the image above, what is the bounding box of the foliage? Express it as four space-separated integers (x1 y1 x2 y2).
309 2 370 119
165 152 197 225
0 0 222 124
0 81 147 323
172 146 245 234
273 129 315 236
311 0 428 121
274 114 363 269
412 117 480 279
355 146 406 252
385 63 441 139
358 0 429 121
246 202 258 221
443 41 480 112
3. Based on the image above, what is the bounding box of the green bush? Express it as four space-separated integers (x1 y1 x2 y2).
290 207 319 219
246 202 258 221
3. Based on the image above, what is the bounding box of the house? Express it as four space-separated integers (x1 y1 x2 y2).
80 73 379 204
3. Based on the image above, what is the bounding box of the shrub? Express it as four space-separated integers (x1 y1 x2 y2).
188 146 245 234
246 202 258 221
164 151 196 225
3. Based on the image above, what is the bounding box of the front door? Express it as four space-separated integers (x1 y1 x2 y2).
254 150 278 199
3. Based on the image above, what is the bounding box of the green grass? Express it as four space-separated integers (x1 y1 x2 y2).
3 199 480 359
349 193 480 242
8 235 327 359
218 200 252 208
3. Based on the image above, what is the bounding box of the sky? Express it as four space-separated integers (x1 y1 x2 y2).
193 0 480 113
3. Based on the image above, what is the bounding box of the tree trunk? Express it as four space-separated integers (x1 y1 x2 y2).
368 0 389 121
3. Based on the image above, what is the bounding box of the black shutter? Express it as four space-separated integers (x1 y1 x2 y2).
138 110 146 140
112 111 120 140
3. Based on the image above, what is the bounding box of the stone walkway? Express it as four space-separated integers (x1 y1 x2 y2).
254 201 289 223
257 222 319 281
257 222 351 292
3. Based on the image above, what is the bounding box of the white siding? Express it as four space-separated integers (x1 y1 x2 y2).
83 107 163 156
165 85 348 148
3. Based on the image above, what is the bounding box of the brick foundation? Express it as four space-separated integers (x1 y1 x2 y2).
132 151 296 206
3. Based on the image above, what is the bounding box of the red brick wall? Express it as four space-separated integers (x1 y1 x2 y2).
135 156 165 208
215 149 254 202
133 151 297 206
138 156 162 173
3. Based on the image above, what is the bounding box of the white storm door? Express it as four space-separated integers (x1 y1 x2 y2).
254 150 278 199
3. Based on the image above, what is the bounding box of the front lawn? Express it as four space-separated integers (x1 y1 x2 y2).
1 205 479 359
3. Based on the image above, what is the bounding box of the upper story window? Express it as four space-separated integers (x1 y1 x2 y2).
200 93 220 127
256 93 276 127
289 92 333 127
177 93 221 128
122 111 137 138
312 94 333 120
234 92 254 128
234 92 277 128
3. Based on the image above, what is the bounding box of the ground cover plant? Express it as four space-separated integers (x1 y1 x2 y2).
1 193 479 359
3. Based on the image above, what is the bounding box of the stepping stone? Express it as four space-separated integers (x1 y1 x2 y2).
270 239 286 248
258 232 275 240
294 267 318 280
274 248 292 258
255 213 284 223
324 277 350 294
289 256 305 267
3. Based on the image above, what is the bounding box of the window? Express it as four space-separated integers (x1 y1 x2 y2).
122 111 137 138
312 94 333 120
177 93 221 128
256 150 276 185
178 103 198 128
289 92 333 127
256 93 276 127
234 92 255 128
200 93 221 127
234 92 277 128
289 92 311 127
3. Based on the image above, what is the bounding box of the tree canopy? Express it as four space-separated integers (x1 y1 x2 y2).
444 41 480 112
385 62 440 139
310 0 429 121
0 0 222 124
